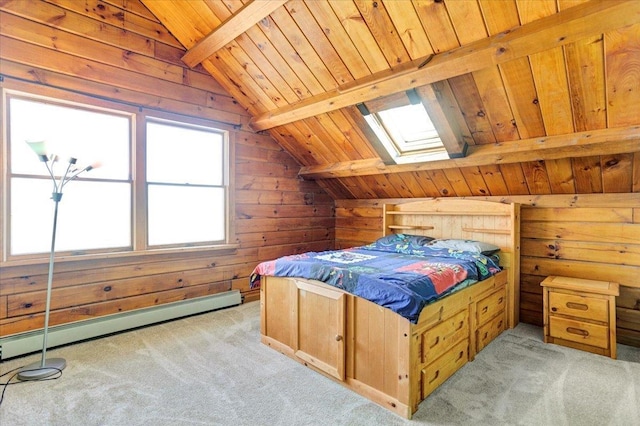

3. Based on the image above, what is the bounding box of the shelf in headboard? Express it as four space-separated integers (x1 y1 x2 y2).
387 225 435 230
461 227 511 235
384 210 509 216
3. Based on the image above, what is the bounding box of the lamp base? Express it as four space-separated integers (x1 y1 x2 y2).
17 357 66 381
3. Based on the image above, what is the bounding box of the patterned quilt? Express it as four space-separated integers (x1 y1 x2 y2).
250 243 501 323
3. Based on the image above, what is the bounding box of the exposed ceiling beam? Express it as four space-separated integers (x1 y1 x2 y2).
251 0 640 131
182 0 289 68
415 84 466 157
298 126 640 179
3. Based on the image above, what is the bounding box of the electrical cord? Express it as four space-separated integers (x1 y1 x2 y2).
0 366 63 407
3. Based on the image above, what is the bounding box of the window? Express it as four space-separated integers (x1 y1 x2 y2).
3 90 232 260
8 96 132 256
146 119 228 247
359 91 450 164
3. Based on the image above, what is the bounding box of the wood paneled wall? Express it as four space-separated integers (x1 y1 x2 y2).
0 0 334 337
336 194 640 348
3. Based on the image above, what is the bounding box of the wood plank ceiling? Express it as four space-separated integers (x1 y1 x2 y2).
140 0 640 199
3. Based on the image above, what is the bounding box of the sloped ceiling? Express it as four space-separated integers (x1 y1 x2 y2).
140 0 640 199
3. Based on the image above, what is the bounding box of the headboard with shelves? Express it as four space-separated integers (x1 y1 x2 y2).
383 198 521 326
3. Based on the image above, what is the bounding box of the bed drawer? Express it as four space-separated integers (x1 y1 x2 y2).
422 339 468 398
549 316 609 349
476 287 506 327
422 310 469 364
476 311 505 352
548 291 608 322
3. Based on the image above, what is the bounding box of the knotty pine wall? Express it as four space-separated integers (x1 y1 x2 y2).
0 0 334 337
336 194 640 348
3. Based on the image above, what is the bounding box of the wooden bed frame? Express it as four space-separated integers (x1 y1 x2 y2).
259 199 521 418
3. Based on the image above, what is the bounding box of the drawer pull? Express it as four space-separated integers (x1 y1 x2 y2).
566 302 588 311
429 336 440 349
566 327 589 337
335 335 343 342
456 320 464 331
429 370 440 384
498 297 504 304
482 306 488 314
483 331 488 340
457 351 464 361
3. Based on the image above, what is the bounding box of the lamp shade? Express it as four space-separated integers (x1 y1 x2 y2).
26 140 49 161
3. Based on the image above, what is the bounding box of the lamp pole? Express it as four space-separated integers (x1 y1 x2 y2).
17 192 66 380
18 142 96 381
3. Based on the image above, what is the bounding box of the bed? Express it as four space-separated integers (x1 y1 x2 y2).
253 199 521 418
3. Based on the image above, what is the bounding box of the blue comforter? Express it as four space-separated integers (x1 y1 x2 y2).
250 244 501 323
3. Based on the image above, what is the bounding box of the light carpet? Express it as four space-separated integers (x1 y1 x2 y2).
1 301 639 426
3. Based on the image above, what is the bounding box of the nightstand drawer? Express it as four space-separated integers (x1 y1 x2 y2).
549 316 609 349
549 291 608 322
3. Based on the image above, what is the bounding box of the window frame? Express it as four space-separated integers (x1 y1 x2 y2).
1 86 237 266
4 90 136 260
376 105 443 154
144 116 231 249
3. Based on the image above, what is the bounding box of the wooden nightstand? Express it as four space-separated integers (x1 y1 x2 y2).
541 276 619 359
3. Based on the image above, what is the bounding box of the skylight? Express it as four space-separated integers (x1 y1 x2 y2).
361 99 449 164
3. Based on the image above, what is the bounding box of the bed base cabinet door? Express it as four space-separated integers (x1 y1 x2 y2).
293 280 346 381
262 277 295 347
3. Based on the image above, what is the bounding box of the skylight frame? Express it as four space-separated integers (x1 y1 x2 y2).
362 101 450 164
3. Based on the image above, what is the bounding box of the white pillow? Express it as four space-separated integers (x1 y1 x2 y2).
429 239 500 255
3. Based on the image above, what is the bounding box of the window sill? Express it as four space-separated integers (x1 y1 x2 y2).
1 243 239 268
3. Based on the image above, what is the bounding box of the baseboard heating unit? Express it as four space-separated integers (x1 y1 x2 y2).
0 290 242 361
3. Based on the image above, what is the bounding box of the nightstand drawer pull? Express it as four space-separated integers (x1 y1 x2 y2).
566 302 588 311
566 327 589 337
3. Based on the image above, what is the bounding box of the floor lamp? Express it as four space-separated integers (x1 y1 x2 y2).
17 141 97 381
